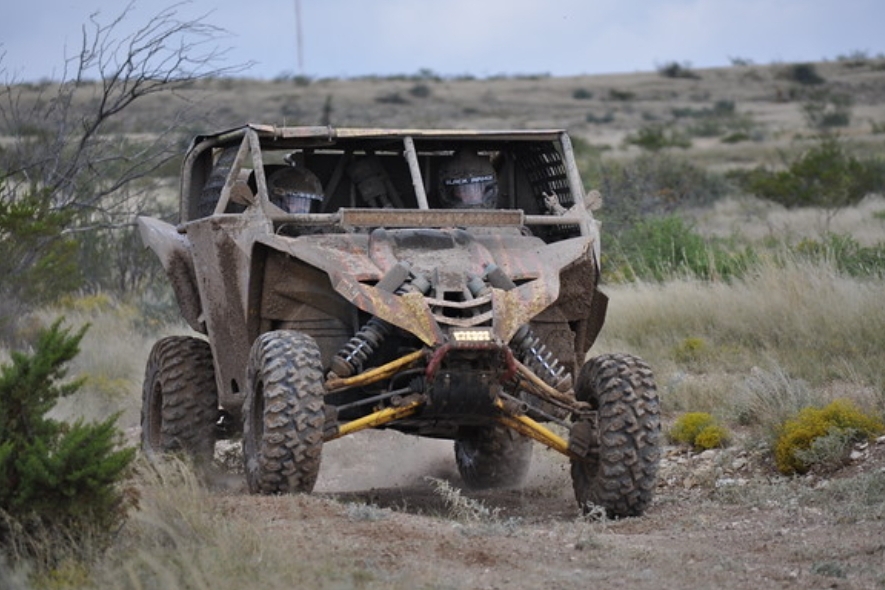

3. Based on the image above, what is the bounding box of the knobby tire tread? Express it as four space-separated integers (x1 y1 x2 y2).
571 353 660 517
243 331 325 495
141 336 218 464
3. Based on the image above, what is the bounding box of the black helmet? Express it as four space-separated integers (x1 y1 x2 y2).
438 150 498 209
267 166 323 213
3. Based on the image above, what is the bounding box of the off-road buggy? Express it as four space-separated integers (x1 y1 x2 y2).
138 125 660 517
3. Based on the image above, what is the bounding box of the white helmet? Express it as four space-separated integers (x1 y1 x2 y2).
268 166 323 213
438 150 499 209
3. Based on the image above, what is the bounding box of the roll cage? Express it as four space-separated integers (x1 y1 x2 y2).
179 125 597 245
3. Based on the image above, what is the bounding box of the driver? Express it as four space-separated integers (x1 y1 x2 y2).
438 150 499 209
267 165 324 213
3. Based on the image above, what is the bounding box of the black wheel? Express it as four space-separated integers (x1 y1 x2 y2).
455 425 533 489
141 336 218 464
570 353 660 518
243 330 325 494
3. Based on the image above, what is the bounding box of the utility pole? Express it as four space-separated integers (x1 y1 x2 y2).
295 0 304 74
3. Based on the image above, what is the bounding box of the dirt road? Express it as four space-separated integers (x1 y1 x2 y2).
206 431 885 590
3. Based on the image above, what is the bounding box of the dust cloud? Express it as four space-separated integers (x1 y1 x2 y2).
315 430 457 492
316 429 574 497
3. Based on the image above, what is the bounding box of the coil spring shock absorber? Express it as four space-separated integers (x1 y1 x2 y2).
509 325 573 392
330 316 391 378
329 272 431 378
474 264 573 392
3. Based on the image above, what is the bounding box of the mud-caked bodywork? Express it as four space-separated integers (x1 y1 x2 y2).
139 125 660 517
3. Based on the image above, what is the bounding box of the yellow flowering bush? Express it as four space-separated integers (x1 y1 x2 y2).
669 412 730 451
774 399 884 475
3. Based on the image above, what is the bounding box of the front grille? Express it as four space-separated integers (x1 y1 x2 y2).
425 292 493 328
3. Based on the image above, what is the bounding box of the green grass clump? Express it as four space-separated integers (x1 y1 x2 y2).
603 215 755 283
792 233 885 278
669 412 730 450
774 399 884 475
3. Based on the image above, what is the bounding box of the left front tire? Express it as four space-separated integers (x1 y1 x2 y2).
242 330 326 494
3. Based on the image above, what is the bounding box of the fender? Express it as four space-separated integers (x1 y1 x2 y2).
136 216 205 333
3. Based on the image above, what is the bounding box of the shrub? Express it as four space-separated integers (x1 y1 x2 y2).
672 100 758 141
733 367 819 431
780 63 825 85
0 185 82 309
836 50 870 68
669 412 729 450
801 89 853 130
657 61 701 80
608 89 635 101
672 100 735 120
774 399 883 474
624 124 692 151
374 92 409 104
735 135 885 225
593 152 732 235
0 320 135 564
572 88 594 100
409 83 431 98
721 131 753 144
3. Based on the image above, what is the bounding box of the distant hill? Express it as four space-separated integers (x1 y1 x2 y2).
5 58 885 172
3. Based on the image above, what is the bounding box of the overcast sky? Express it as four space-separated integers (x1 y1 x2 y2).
2 0 883 81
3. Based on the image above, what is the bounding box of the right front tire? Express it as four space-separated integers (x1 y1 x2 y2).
243 330 326 494
570 353 660 518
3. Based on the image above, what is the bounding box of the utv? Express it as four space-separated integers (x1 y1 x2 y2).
138 125 660 517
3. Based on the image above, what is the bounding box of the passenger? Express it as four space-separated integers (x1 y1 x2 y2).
267 165 324 213
438 150 499 209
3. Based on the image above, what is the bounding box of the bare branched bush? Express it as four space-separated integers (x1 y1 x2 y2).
0 3 247 328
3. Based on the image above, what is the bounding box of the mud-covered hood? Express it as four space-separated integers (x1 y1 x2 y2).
256 227 593 346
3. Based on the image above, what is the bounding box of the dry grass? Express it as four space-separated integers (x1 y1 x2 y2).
13 297 194 429
594 254 885 446
598 257 885 382
690 194 885 245
82 458 398 590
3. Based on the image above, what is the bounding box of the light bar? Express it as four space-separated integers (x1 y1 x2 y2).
450 328 494 343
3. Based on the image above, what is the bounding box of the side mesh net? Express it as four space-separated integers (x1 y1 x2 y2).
513 143 580 240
